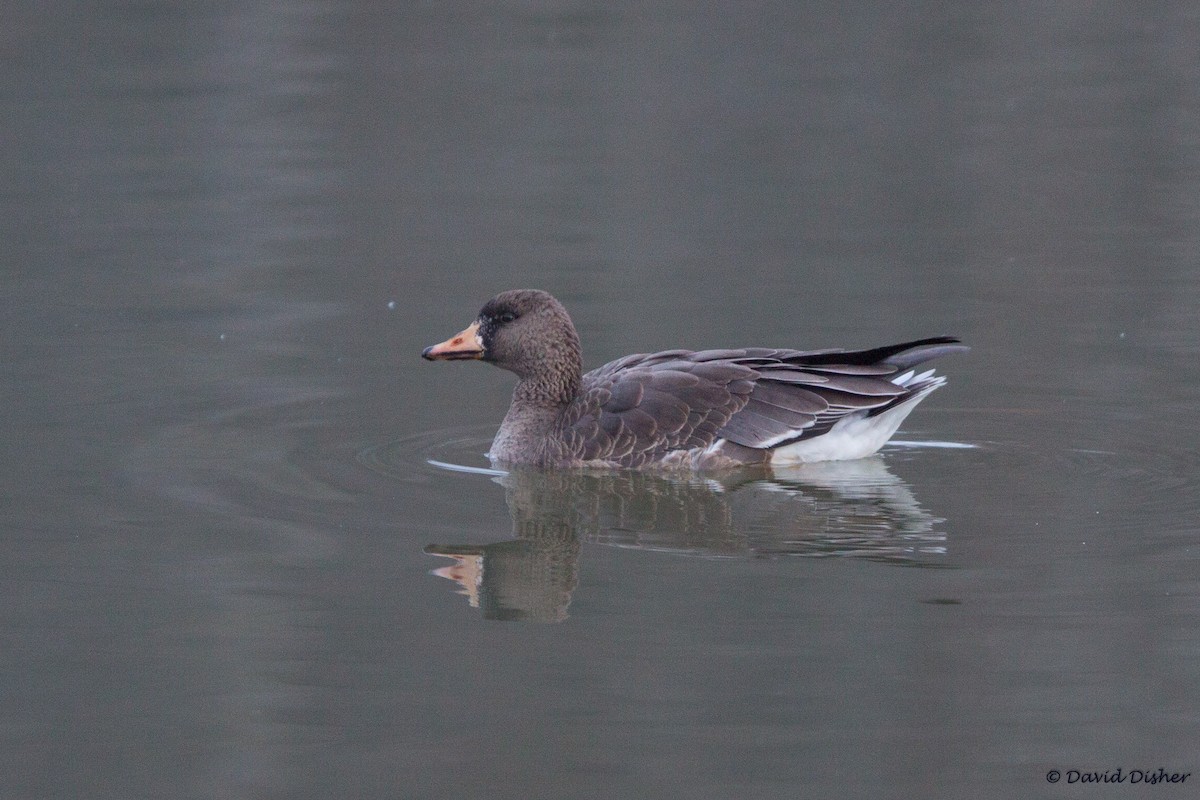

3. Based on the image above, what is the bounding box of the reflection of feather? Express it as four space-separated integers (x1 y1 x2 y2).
584 459 944 562
426 458 948 622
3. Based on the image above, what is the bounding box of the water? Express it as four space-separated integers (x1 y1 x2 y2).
5 2 1199 798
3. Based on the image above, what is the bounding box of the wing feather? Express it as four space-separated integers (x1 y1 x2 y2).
557 337 963 465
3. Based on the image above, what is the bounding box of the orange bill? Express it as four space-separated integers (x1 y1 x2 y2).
422 321 484 360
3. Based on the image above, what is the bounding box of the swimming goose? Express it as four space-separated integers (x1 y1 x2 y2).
422 290 966 469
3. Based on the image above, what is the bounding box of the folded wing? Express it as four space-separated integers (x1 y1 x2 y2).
563 337 966 464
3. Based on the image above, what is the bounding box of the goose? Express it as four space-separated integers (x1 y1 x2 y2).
422 290 966 469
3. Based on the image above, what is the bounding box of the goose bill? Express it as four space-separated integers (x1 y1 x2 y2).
422 321 485 360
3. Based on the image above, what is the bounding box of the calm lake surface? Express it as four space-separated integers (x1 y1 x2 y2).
5 2 1199 798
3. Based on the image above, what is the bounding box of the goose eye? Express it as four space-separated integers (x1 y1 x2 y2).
496 311 517 324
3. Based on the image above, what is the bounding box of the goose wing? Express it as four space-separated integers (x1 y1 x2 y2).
561 338 965 464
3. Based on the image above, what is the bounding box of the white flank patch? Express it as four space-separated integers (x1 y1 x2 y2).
754 426 813 449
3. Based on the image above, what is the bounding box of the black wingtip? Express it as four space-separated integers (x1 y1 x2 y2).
883 338 969 369
790 337 967 368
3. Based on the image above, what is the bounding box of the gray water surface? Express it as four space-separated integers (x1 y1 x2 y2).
5 3 1199 798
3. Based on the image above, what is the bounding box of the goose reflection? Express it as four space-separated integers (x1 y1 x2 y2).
426 457 949 622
